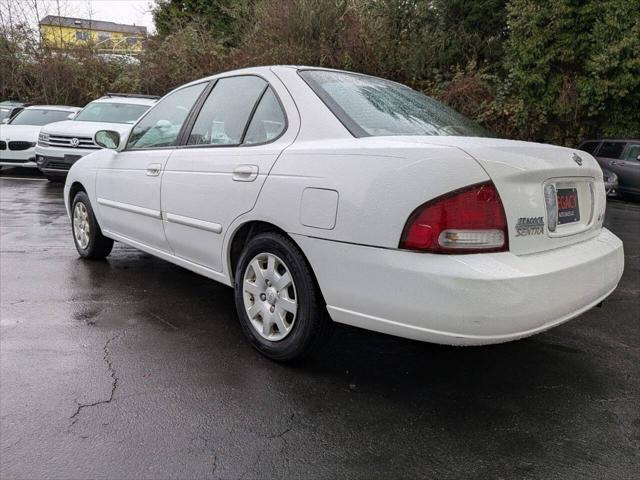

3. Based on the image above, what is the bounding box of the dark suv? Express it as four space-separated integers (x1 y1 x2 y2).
579 139 640 198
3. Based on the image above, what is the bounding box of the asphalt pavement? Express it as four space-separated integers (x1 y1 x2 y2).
1 168 639 479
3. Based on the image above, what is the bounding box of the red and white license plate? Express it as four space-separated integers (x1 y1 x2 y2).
557 188 580 225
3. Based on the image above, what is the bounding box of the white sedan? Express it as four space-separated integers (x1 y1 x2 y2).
63 66 624 361
0 105 80 169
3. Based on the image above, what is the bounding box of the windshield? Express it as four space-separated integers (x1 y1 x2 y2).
9 108 73 126
74 102 150 124
299 70 491 138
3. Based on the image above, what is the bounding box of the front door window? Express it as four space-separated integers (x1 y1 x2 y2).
127 82 207 150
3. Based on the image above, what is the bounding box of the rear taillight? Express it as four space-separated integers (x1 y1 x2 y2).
399 182 509 254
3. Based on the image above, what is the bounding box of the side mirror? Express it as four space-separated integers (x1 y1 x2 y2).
1 118 9 124
94 130 121 149
67 112 76 120
636 154 640 161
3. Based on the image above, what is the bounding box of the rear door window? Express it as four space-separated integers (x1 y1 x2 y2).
243 88 286 145
597 141 625 159
186 76 267 146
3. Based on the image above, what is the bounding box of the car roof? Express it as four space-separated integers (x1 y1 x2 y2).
90 96 157 106
23 105 81 112
175 65 400 94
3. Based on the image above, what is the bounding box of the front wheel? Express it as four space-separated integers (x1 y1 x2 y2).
234 232 332 361
71 191 114 259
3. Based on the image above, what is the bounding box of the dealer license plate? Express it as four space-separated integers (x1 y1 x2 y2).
557 188 580 225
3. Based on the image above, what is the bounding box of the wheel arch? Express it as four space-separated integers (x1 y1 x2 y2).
67 180 106 231
227 221 289 281
68 181 87 211
226 220 323 297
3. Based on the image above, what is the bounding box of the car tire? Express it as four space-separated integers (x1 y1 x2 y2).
71 191 114 259
234 232 333 361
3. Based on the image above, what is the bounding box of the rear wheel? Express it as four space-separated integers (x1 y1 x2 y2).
71 191 114 259
234 232 332 361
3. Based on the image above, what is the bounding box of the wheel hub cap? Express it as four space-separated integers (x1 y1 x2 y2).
265 287 278 305
73 202 90 250
242 252 298 341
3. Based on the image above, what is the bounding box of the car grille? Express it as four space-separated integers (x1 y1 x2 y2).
8 141 33 151
46 161 72 171
0 141 6 150
45 135 100 150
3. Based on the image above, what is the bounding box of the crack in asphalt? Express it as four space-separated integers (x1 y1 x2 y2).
238 413 296 479
69 331 124 426
268 413 295 439
212 454 218 477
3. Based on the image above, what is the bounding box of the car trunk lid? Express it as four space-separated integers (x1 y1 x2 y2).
394 136 607 255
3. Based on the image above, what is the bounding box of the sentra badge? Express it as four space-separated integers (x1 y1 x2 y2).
515 217 544 236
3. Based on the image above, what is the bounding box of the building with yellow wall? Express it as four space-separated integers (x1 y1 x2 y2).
39 16 147 54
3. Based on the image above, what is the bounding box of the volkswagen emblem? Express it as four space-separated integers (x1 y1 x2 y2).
572 153 583 166
70 137 80 148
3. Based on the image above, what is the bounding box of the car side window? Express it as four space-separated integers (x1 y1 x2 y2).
580 141 600 154
187 76 267 146
243 88 286 145
624 144 640 161
127 82 207 150
597 141 625 159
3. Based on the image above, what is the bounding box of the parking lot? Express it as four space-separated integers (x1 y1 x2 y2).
1 169 638 479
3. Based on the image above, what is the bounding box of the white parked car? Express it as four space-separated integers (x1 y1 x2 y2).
36 93 157 181
63 66 624 361
0 105 80 169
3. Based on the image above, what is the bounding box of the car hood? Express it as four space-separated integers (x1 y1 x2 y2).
41 120 133 137
0 124 41 142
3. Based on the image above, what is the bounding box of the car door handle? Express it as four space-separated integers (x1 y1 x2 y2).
146 163 162 176
609 161 625 166
232 164 259 182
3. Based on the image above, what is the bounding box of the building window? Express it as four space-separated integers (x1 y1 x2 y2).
75 30 89 41
97 31 112 42
126 37 140 46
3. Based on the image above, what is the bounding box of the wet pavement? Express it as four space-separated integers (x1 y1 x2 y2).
1 167 639 479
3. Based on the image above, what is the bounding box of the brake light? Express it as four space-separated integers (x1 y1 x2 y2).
399 182 508 253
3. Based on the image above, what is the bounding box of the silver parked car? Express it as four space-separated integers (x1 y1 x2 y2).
579 139 640 199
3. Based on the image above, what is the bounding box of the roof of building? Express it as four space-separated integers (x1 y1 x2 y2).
39 15 147 35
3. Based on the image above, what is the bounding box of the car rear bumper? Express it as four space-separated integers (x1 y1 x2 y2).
293 228 624 345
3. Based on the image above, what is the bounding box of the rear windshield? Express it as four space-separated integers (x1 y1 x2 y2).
9 108 73 126
299 70 491 138
74 102 150 124
579 141 600 154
